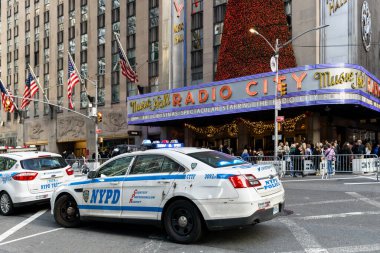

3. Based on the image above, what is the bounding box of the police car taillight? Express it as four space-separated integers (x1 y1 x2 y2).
66 167 74 176
229 175 251 188
229 174 261 188
245 174 262 187
12 172 38 181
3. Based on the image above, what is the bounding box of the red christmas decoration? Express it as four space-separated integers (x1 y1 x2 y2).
215 0 296 81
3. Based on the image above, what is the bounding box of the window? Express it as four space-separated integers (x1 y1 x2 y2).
213 0 227 79
21 157 68 171
0 157 17 171
44 10 49 23
57 31 63 43
98 14 105 28
161 157 185 173
130 155 185 174
97 156 133 177
130 155 165 174
111 71 119 103
188 151 246 168
80 21 87 34
57 3 63 17
69 26 75 39
69 0 75 12
191 0 204 83
34 15 40 27
25 20 30 32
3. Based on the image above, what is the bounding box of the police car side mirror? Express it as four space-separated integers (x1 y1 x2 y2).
87 170 98 179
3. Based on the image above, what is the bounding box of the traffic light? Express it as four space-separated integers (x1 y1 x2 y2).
97 112 103 123
280 83 287 96
4 98 12 112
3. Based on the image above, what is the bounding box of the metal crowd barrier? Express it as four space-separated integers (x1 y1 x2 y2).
241 154 380 179
65 158 109 175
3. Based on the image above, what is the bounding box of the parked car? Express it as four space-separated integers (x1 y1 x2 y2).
0 151 74 215
51 148 285 243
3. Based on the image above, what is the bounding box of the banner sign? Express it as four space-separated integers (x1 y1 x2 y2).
127 64 380 124
171 0 186 89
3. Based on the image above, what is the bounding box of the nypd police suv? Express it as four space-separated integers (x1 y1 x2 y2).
51 148 285 243
0 152 74 215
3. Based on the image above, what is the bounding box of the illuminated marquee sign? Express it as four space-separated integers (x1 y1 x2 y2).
127 64 380 124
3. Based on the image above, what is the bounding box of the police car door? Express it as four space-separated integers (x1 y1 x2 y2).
80 156 133 218
121 155 183 220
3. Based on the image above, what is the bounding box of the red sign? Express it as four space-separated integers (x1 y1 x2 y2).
96 129 102 134
276 116 285 122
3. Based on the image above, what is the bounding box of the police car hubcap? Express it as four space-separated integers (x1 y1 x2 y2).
178 216 188 227
66 207 75 216
0 195 10 213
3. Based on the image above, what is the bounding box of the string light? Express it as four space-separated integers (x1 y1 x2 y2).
184 113 306 137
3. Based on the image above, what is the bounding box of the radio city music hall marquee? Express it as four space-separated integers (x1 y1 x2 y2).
127 64 380 124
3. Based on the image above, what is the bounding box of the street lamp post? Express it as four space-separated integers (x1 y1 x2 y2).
249 25 328 159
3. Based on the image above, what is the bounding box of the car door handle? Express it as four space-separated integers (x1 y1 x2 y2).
157 180 171 184
109 182 120 185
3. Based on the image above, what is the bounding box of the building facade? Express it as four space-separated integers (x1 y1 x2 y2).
0 0 379 156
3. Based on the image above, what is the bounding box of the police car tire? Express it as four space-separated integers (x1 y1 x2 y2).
54 195 80 228
0 192 14 216
164 200 203 244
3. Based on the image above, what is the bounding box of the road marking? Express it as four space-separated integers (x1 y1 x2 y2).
0 209 47 242
282 176 363 183
287 196 380 207
358 175 378 181
346 192 380 208
280 243 380 253
0 228 64 246
296 211 380 220
279 218 328 253
344 182 380 185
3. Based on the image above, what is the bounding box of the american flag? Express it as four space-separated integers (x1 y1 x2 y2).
20 73 38 109
67 56 80 109
118 47 138 83
0 80 15 113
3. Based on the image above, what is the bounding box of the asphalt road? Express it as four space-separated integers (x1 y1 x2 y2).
1 174 379 253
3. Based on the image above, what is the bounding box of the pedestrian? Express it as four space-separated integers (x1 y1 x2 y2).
66 152 76 166
340 142 353 172
241 149 250 161
324 143 336 179
289 144 296 177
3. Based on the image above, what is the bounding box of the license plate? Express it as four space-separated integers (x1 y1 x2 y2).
273 204 279 215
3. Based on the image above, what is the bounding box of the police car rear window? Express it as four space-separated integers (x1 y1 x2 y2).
188 151 246 168
21 157 68 171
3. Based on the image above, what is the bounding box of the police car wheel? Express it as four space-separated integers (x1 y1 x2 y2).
164 200 202 244
54 195 80 227
0 192 14 216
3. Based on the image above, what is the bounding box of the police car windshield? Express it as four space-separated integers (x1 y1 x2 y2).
188 151 247 168
21 157 68 171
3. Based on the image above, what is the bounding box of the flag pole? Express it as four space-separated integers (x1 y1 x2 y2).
114 32 133 69
67 52 84 84
67 51 93 107
0 78 20 112
28 64 50 104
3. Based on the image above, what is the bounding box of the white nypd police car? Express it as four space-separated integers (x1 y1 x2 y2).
51 148 284 243
0 152 74 215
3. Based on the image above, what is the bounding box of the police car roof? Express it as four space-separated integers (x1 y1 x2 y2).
130 147 210 155
0 151 62 160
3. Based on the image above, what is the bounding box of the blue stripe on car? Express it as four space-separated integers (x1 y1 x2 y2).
78 205 163 212
68 174 234 186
